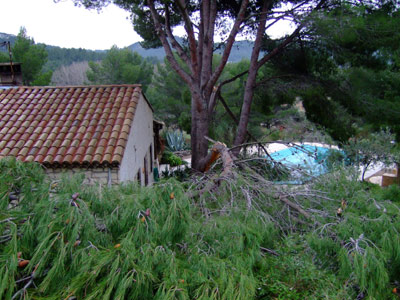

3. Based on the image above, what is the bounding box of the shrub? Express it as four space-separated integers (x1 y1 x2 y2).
344 129 397 180
165 130 186 151
161 151 185 166
323 148 346 171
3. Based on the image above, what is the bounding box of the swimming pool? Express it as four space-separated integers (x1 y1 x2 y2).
269 144 338 183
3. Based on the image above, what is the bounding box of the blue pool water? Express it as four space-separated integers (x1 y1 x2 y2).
269 144 335 182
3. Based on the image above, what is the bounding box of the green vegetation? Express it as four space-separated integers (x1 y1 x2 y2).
86 46 153 87
160 151 185 167
2 2 400 298
43 45 106 72
0 31 107 75
146 57 191 131
344 129 399 181
0 28 52 86
1 156 400 299
165 130 187 152
270 2 400 141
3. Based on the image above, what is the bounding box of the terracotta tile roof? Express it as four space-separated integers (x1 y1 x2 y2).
0 85 144 167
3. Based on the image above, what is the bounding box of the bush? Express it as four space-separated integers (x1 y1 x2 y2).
344 129 397 180
161 151 185 166
323 148 346 171
165 130 186 151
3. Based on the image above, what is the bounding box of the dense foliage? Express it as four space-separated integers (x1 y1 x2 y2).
0 28 52 86
86 46 153 87
44 45 106 73
0 31 107 74
1 158 400 299
146 57 191 131
262 2 400 141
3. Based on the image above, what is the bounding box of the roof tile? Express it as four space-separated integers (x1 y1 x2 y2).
37 147 49 156
101 153 112 163
10 147 20 156
119 131 129 141
33 140 44 148
18 147 29 157
14 140 24 149
35 154 45 163
5 140 16 149
25 155 35 162
0 85 145 167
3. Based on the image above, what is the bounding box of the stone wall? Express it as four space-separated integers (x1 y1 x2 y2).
45 167 119 185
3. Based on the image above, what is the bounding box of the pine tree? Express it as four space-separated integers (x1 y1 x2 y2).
12 27 52 86
86 46 153 87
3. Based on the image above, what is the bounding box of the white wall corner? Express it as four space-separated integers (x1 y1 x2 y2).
119 94 154 185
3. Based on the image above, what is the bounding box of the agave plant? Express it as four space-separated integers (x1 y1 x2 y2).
166 130 186 152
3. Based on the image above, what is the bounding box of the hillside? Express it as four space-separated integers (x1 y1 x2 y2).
0 32 16 44
0 32 106 72
127 38 255 62
43 45 105 72
1 32 255 72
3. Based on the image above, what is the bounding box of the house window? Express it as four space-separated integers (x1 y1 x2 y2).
144 155 148 186
149 145 153 172
137 169 141 185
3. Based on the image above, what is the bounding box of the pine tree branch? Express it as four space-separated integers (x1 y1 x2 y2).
164 4 191 68
208 70 248 114
0 217 16 223
175 0 199 77
256 0 328 69
147 0 193 85
207 0 250 94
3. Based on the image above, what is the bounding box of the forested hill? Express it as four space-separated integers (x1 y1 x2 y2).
127 39 255 62
1 32 254 71
0 32 106 71
42 45 106 71
0 32 16 44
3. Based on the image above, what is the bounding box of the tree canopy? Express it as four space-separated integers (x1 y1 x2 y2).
8 28 52 86
68 0 400 170
146 56 191 131
86 46 154 87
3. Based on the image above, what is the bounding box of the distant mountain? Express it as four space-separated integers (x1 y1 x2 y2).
127 42 166 61
127 38 254 62
0 32 16 44
42 45 106 72
0 32 106 72
220 40 254 62
1 32 254 72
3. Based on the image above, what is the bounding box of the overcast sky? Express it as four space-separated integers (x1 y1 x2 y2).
0 0 293 51
0 0 141 50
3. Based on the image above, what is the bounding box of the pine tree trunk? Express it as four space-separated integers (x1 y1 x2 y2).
233 68 258 154
190 92 210 171
232 0 269 154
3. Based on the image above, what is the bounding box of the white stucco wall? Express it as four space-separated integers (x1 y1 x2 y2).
119 94 154 185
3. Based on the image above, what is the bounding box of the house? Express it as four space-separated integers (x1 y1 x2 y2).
0 62 23 86
0 84 162 186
